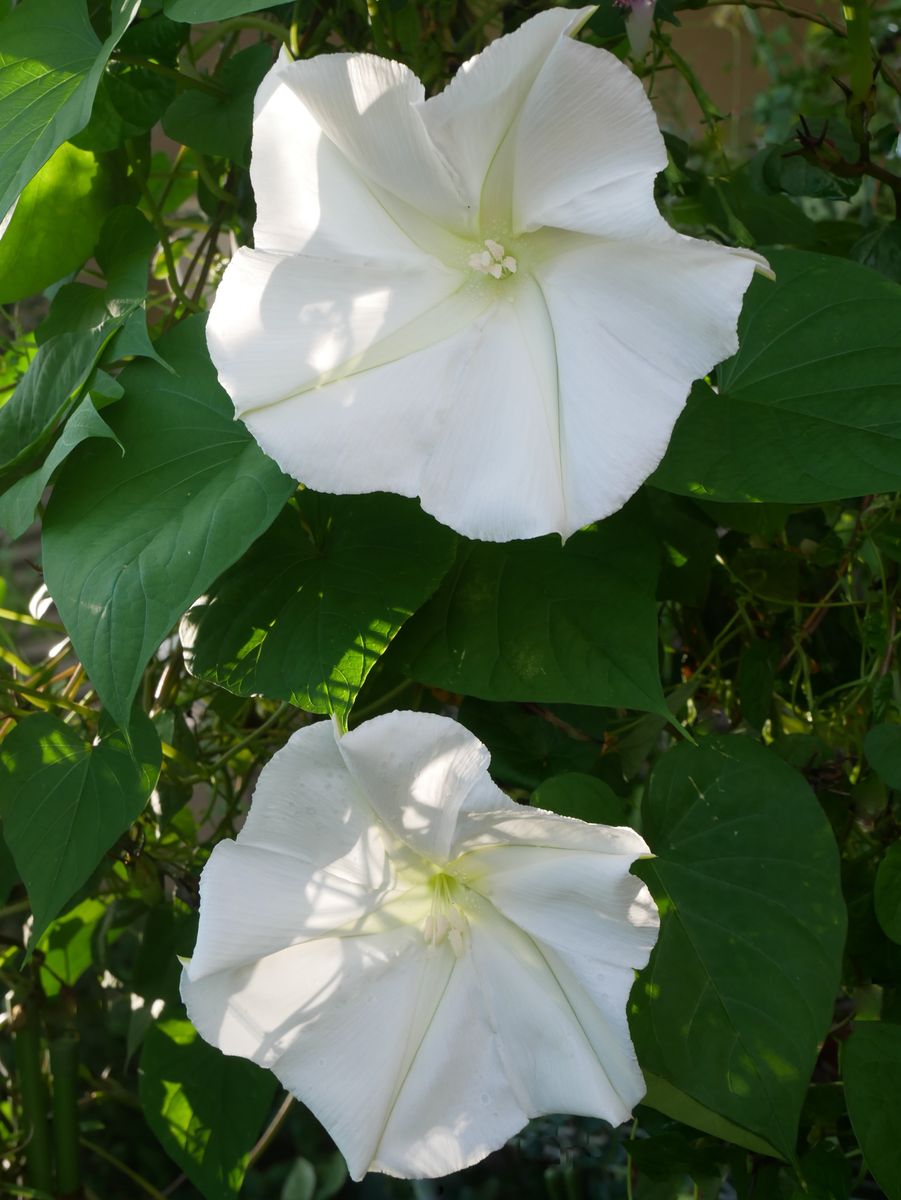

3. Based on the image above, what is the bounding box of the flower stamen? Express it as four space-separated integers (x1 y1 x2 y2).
422 872 469 957
468 238 518 280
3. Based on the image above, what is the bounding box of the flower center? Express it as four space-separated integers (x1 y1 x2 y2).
468 238 518 280
422 871 469 957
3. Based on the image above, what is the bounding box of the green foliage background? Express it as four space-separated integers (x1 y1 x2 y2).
0 0 900 1197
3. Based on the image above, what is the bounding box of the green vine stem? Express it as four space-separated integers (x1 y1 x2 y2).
843 0 873 105
12 1003 53 1194
50 1031 81 1198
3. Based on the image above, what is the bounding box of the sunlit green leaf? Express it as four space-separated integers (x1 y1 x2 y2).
0 0 139 219
181 491 455 723
140 1018 278 1200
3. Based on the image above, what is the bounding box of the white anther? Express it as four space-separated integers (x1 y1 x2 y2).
469 239 518 279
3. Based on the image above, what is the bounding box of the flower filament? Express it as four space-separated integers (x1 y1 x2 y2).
422 871 469 957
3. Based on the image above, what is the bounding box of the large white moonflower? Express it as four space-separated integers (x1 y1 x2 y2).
180 711 659 1180
206 6 769 543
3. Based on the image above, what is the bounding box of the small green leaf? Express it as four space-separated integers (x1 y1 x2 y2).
42 316 294 726
0 0 139 219
397 496 666 715
36 895 126 997
0 710 160 941
532 773 626 825
0 396 120 539
163 43 273 165
737 639 778 732
0 142 113 302
0 207 158 485
181 491 456 723
653 251 901 503
630 735 846 1161
140 1018 278 1200
281 1159 317 1200
875 843 901 944
843 1021 901 1200
866 724 901 789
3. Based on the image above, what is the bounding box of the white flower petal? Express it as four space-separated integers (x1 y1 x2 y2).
532 235 760 534
469 897 643 1124
369 951 527 1177
510 35 667 237
250 55 433 262
182 927 444 1177
418 277 567 541
460 845 658 968
236 288 489 502
418 7 594 215
280 51 469 237
237 720 388 888
453 802 650 859
182 841 394 982
207 247 463 418
339 711 508 863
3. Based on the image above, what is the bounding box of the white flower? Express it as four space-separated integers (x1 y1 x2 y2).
180 711 659 1180
206 6 769 543
616 0 657 57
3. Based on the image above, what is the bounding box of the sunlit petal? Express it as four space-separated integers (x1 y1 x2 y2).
419 7 594 218
532 234 760 534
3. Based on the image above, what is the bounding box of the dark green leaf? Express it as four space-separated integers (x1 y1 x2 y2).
118 11 187 64
737 639 778 731
851 222 901 284
653 251 901 503
140 1018 278 1200
0 710 160 941
0 142 113 303
163 43 273 165
843 1021 901 1200
0 396 120 539
865 724 901 789
181 491 455 723
640 1072 780 1157
397 497 666 715
457 700 602 790
106 64 176 132
0 0 139 219
531 773 627 824
42 317 294 726
0 825 17 905
754 143 858 201
646 488 717 606
630 735 846 1160
164 0 280 18
875 844 901 944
